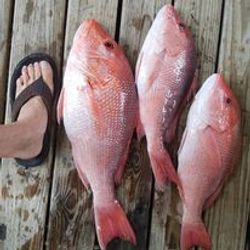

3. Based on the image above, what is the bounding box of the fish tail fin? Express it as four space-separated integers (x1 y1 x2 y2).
148 147 181 190
181 221 211 250
94 200 136 250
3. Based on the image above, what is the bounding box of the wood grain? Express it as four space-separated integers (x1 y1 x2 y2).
46 1 119 249
107 1 171 250
0 0 13 122
0 0 67 249
149 1 224 249
204 0 250 249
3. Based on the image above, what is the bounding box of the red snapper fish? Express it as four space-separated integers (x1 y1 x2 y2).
135 4 197 190
57 20 137 250
178 74 241 250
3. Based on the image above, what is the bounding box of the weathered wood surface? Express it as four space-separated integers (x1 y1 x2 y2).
107 1 171 249
0 0 13 122
0 0 250 250
149 1 224 249
204 0 250 249
46 1 119 249
0 1 67 250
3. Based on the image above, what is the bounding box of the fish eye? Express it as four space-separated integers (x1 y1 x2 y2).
226 97 232 104
179 22 185 30
104 41 114 49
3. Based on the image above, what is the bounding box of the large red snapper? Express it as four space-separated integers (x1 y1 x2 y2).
178 74 241 250
57 20 137 250
135 4 197 190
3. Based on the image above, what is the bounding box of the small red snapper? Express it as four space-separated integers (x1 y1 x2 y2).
57 20 137 250
178 74 241 250
135 4 197 190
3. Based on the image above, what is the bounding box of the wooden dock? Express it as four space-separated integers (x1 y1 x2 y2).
0 0 249 249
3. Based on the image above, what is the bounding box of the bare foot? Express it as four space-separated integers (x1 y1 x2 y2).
14 61 54 159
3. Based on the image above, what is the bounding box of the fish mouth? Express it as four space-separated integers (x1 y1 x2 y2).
158 5 191 36
80 19 101 36
162 5 183 25
202 73 231 96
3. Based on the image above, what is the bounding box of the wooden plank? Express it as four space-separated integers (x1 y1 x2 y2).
107 1 170 250
45 1 119 249
204 0 250 249
149 1 224 249
0 0 13 122
0 1 67 249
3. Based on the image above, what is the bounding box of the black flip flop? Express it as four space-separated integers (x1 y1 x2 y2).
10 53 60 167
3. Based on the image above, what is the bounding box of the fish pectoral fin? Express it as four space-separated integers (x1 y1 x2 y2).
57 87 65 124
204 126 222 166
137 49 166 93
84 84 104 134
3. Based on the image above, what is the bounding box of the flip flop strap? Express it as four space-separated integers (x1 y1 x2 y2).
12 77 52 122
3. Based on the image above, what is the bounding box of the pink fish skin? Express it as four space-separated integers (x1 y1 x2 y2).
57 20 137 250
135 4 197 190
178 74 241 250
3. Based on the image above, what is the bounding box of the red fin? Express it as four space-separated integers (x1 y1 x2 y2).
136 117 145 141
74 162 90 189
72 147 90 189
114 141 130 185
204 180 224 209
186 69 198 103
148 148 181 190
57 87 65 124
94 200 136 250
181 222 211 250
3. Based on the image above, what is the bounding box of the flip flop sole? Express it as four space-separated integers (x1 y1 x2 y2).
9 53 61 167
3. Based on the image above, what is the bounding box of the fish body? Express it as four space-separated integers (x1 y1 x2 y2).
57 20 137 250
135 4 197 189
178 74 241 250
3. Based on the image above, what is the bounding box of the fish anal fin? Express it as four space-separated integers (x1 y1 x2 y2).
178 127 188 157
74 162 90 190
136 117 145 141
114 141 130 186
204 176 226 209
148 143 181 190
72 147 90 190
186 69 199 103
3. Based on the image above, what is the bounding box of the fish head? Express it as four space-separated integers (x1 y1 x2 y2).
196 74 240 132
152 5 194 55
72 19 133 88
